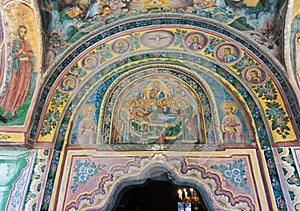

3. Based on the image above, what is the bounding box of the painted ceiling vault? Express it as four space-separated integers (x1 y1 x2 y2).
0 0 300 211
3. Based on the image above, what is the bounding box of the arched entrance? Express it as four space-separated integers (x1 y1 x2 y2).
34 16 300 211
113 177 209 211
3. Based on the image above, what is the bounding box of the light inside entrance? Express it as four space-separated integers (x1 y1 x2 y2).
114 180 208 211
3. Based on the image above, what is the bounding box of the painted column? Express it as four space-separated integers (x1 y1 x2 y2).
0 150 29 210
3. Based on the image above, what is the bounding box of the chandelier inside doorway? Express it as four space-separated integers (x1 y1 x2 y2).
177 188 201 211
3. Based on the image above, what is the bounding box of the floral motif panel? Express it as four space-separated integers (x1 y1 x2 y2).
50 150 270 211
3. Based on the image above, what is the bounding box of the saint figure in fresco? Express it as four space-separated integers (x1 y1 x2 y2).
221 101 246 143
245 67 265 84
0 25 35 122
221 46 237 63
117 101 131 143
99 4 113 18
77 104 97 145
187 35 203 51
180 98 198 142
149 80 166 100
83 56 97 69
61 77 76 92
140 123 149 144
156 128 166 144
113 40 129 54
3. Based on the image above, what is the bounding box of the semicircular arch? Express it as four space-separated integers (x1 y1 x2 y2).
35 15 300 211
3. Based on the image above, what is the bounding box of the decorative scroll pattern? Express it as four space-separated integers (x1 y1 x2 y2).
62 153 256 211
23 150 50 211
277 148 300 210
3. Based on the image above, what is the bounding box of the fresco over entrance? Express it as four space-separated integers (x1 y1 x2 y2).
39 0 286 69
112 75 204 144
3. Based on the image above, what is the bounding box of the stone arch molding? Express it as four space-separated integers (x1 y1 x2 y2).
30 15 300 148
62 153 255 211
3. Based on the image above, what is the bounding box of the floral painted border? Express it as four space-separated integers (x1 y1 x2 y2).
64 153 255 210
210 159 251 194
71 160 106 193
23 149 50 211
277 147 300 210
265 149 288 211
6 152 35 210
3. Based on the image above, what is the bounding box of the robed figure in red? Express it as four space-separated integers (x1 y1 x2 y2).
0 25 35 122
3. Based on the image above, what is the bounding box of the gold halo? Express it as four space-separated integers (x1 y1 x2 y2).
191 34 201 41
181 98 189 104
116 40 122 44
221 45 234 53
159 98 168 106
295 203 300 211
151 80 161 88
248 67 262 77
201 0 216 8
84 56 95 63
82 104 96 116
221 101 237 114
63 77 73 86
296 32 300 45
132 108 145 119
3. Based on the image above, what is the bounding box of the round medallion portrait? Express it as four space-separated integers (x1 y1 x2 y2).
215 43 242 64
184 32 208 52
243 66 268 86
82 55 99 70
111 39 130 54
60 76 77 92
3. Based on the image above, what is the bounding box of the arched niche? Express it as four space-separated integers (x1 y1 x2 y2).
108 170 216 211
109 73 207 144
67 61 256 147
30 17 300 148
32 16 300 210
113 179 209 211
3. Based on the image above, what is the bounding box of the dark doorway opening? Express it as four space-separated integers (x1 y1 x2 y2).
113 180 209 211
